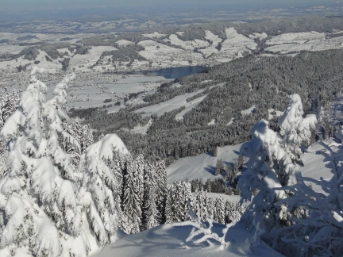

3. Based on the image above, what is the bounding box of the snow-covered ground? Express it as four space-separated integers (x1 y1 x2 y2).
167 144 242 183
115 39 134 47
175 95 208 121
249 32 268 40
70 46 118 72
216 27 257 63
167 138 342 195
168 34 210 51
266 32 325 45
267 108 283 120
265 32 343 54
134 88 207 118
241 105 256 116
92 222 284 257
2 28 343 73
299 139 343 193
130 119 153 134
142 32 167 39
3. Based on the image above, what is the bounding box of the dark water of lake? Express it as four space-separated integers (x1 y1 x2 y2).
142 66 208 79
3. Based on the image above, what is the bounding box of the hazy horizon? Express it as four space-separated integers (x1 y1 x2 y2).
2 0 340 10
1 0 342 21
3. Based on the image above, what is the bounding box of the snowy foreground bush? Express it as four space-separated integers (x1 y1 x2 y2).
0 67 129 257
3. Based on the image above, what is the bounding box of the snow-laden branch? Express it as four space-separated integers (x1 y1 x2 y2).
173 219 234 250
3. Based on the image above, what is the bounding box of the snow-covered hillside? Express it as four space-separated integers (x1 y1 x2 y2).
167 144 242 183
3 22 343 73
93 222 285 257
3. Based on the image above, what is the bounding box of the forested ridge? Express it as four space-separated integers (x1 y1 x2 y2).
78 49 343 163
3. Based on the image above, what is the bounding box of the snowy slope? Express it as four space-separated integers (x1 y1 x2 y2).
167 144 242 183
134 88 207 118
92 222 285 257
299 139 343 193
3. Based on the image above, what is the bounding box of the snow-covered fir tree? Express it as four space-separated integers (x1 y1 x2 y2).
206 196 215 221
0 89 19 130
194 190 208 221
142 162 159 230
279 94 317 162
122 155 144 234
0 67 84 257
79 133 130 246
65 120 94 171
165 181 192 223
214 196 225 224
269 141 343 257
0 89 20 176
0 67 131 257
238 94 317 246
155 160 167 223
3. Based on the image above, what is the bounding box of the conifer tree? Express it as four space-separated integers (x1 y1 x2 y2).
238 94 317 246
0 68 129 256
79 133 130 245
155 160 167 223
142 163 159 229
122 155 144 234
0 67 85 257
214 196 225 224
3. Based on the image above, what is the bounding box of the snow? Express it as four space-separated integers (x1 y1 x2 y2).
92 222 284 257
142 32 167 39
249 32 268 40
267 108 283 120
299 139 341 193
241 105 256 115
167 144 242 183
170 82 183 89
207 193 241 204
266 32 325 45
226 117 235 126
130 119 153 134
0 44 27 55
69 46 117 72
216 28 257 63
115 39 134 46
265 32 343 54
169 34 210 51
86 134 130 158
175 95 207 121
67 74 166 110
207 119 216 126
134 88 207 118
138 40 190 67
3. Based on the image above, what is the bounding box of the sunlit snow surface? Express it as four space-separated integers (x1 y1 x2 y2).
167 144 242 183
92 222 285 257
167 139 340 194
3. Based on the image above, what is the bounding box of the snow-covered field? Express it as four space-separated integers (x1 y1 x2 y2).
167 144 242 183
134 88 207 118
265 32 343 54
0 71 169 110
299 139 342 193
2 28 343 73
216 28 257 63
167 138 341 194
241 105 256 116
